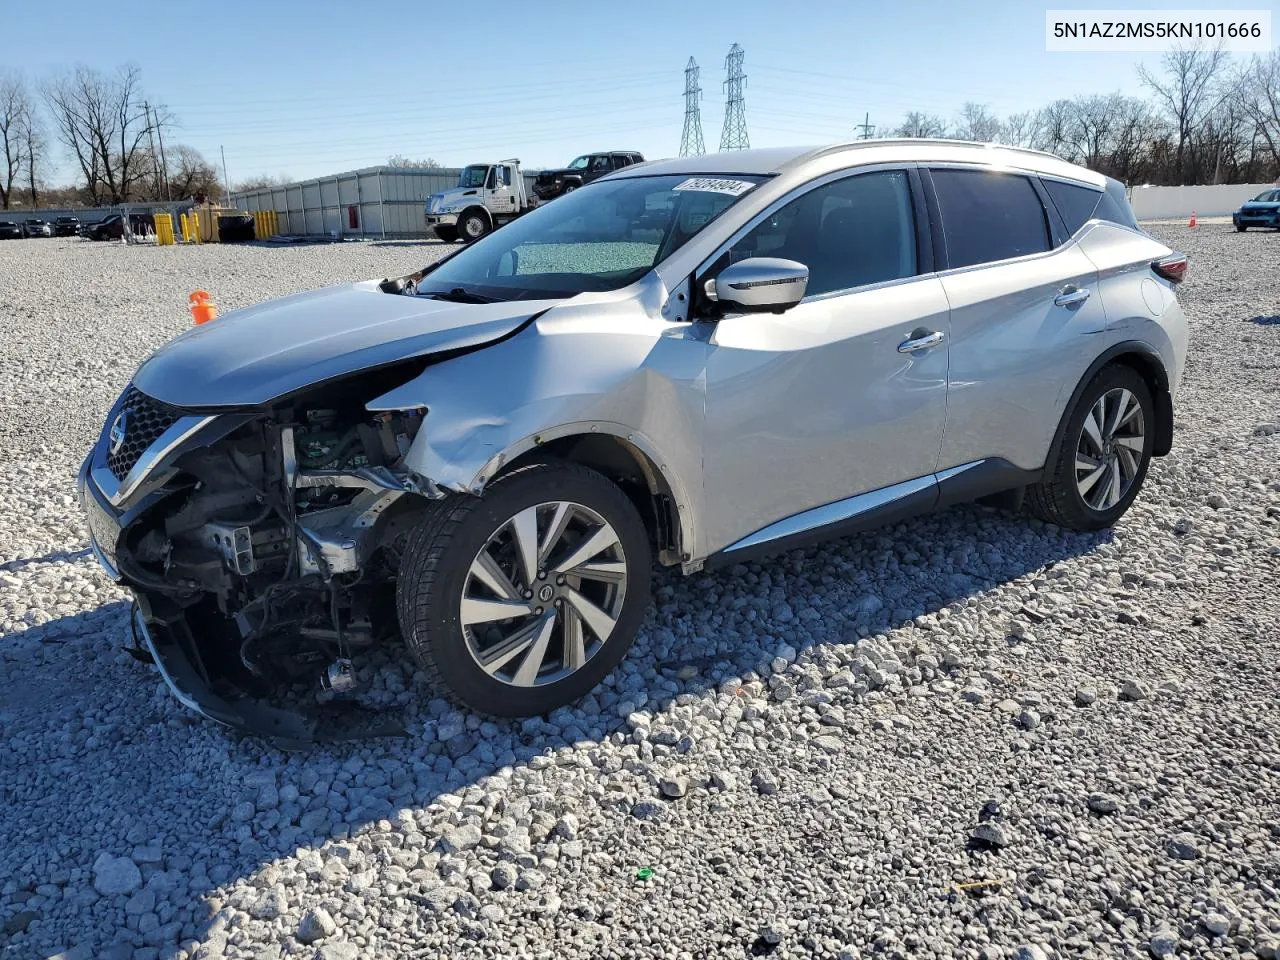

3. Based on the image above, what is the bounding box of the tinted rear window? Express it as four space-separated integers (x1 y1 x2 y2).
1042 179 1102 236
930 169 1050 269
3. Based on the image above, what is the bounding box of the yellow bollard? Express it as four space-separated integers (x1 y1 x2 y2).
154 213 174 246
191 212 201 245
180 213 190 243
269 210 279 237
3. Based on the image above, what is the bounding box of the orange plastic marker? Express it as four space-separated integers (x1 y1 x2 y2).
189 290 218 325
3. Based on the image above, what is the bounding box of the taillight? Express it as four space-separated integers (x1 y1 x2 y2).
1152 253 1188 285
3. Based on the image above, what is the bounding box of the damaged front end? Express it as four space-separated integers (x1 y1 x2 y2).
79 374 441 744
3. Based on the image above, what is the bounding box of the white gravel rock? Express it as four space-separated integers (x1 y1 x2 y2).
1 228 1279 959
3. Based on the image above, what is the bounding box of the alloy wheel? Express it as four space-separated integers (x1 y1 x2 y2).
460 501 628 687
1074 387 1146 511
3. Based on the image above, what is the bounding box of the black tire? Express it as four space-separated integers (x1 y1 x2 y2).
433 224 458 243
458 209 490 242
1027 364 1155 531
1237 223 1247 232
396 459 652 717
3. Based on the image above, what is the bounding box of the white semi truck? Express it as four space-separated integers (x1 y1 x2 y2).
423 160 536 243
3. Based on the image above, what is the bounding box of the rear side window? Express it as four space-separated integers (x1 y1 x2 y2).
930 169 1050 269
1041 179 1102 236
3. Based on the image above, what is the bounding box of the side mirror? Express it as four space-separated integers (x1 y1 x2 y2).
705 257 808 314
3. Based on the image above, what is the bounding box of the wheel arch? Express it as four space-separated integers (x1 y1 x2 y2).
1046 341 1174 469
487 427 691 566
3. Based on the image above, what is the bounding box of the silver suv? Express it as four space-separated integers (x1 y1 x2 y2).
79 141 1188 740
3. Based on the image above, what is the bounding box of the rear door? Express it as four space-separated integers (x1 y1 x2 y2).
926 166 1109 475
699 167 951 553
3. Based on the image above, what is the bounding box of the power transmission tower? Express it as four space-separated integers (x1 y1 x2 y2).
719 43 749 151
679 57 706 157
855 112 876 140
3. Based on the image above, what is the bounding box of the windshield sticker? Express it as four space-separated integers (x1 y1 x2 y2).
672 177 756 196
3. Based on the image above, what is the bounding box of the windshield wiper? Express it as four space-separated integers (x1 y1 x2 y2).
425 286 496 304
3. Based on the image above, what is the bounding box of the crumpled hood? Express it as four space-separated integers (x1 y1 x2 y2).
133 280 559 408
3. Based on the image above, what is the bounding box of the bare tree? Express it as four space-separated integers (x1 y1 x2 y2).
386 154 441 168
233 173 292 193
953 102 1002 142
1138 45 1230 183
895 112 948 138
166 144 221 201
0 73 33 209
1236 49 1280 172
44 64 169 204
1000 110 1042 149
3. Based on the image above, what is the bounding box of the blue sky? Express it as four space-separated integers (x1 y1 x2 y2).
5 0 1273 185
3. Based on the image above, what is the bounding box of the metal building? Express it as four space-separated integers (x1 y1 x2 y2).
229 165 539 240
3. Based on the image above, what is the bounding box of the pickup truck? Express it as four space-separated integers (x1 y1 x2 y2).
532 151 645 202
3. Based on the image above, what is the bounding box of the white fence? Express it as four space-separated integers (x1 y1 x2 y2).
1130 182 1276 220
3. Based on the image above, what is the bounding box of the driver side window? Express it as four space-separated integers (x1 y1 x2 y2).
723 170 919 298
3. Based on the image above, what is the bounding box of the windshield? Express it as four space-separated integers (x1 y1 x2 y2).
566 155 590 171
459 165 489 189
417 174 766 301
460 166 488 189
1253 189 1280 202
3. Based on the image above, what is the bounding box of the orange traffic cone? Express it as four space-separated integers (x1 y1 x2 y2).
1188 210 1197 229
189 290 218 325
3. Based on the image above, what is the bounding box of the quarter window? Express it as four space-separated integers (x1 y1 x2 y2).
719 170 919 297
930 169 1050 268
1041 179 1102 237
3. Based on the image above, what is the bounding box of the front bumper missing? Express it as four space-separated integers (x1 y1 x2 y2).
133 604 408 747
80 457 407 746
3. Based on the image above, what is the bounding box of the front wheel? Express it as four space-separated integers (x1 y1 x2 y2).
1026 364 1154 531
396 460 652 717
433 224 458 243
459 209 490 242
1236 223 1247 232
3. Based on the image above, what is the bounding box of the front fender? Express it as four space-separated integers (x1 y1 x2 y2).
368 302 710 556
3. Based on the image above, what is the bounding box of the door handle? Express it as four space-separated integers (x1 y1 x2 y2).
898 330 945 353
1054 286 1091 307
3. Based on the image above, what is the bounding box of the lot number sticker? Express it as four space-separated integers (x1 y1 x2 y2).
673 177 757 196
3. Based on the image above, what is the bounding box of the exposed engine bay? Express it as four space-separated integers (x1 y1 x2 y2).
100 380 436 744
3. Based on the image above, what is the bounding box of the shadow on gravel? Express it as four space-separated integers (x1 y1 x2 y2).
0 547 91 573
1249 314 1280 326
1 503 1109 958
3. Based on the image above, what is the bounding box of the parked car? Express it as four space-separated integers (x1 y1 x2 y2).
0 220 21 239
22 218 52 237
532 150 644 201
53 215 81 237
84 213 155 240
86 214 124 240
78 140 1188 741
1233 188 1280 231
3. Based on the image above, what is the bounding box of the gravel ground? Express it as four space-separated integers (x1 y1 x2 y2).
1 228 1278 960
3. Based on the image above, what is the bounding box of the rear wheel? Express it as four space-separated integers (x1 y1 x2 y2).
459 209 490 242
1027 364 1154 531
396 460 651 717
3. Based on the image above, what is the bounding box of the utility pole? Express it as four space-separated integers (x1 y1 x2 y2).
719 43 749 151
679 57 706 157
221 145 231 204
154 105 171 201
143 102 163 201
855 112 876 140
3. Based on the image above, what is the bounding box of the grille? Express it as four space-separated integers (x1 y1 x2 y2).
105 387 182 481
